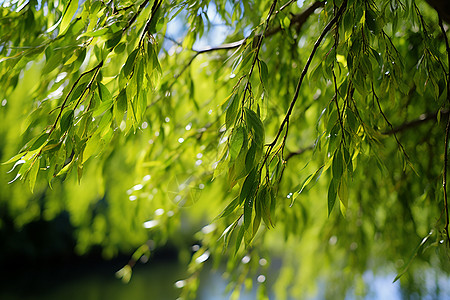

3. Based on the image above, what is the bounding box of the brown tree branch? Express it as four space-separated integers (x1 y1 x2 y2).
382 110 448 135
193 1 325 54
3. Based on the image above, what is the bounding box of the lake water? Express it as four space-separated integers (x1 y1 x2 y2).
0 257 449 300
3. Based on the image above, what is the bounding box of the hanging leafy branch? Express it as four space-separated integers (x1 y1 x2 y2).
1 0 450 298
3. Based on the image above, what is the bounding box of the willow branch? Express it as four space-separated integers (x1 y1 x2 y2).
192 1 324 54
438 12 450 241
49 61 103 134
122 0 151 33
382 110 448 135
285 144 315 160
260 0 348 171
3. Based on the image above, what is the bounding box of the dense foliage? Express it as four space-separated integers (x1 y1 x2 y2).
1 0 450 298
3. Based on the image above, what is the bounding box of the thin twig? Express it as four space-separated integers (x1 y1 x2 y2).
285 144 315 160
242 0 279 110
139 0 163 46
382 110 448 135
49 61 103 134
438 13 450 241
372 83 411 162
193 1 324 54
122 0 151 33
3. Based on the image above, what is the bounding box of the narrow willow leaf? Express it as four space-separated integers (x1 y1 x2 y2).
235 225 244 254
239 168 257 203
253 192 262 237
42 50 63 75
244 108 264 148
93 99 113 117
69 84 87 103
234 135 249 179
365 9 379 34
229 126 245 162
244 195 253 231
82 134 101 163
106 32 122 50
245 140 257 173
328 179 337 216
3 152 26 165
97 82 112 103
259 60 269 90
123 49 139 78
393 231 434 283
29 133 48 151
56 157 75 177
295 165 324 198
257 186 271 227
60 110 74 132
82 27 108 37
28 159 39 193
217 196 240 219
7 159 25 173
60 0 78 34
225 93 239 130
338 177 348 214
332 149 343 180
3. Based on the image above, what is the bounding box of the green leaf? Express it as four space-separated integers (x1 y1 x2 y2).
69 83 87 103
239 168 258 204
244 195 253 231
217 196 240 219
225 93 239 130
124 49 139 78
229 126 245 162
253 193 262 236
365 9 380 34
259 60 269 90
393 231 434 283
82 27 108 37
60 0 78 34
42 50 63 75
338 176 348 215
97 82 112 103
332 149 343 180
60 110 74 132
29 133 48 151
244 108 264 148
2 151 26 165
28 159 39 193
93 98 113 117
245 140 257 173
106 32 122 50
235 225 244 254
257 186 272 227
328 179 337 216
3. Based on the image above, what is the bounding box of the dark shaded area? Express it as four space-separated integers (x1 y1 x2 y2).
426 0 450 24
0 209 182 300
0 210 76 269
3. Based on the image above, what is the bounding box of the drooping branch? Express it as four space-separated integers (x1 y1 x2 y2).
285 144 315 160
49 61 103 135
438 12 450 242
382 109 449 135
152 1 325 109
193 1 325 54
260 0 348 172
